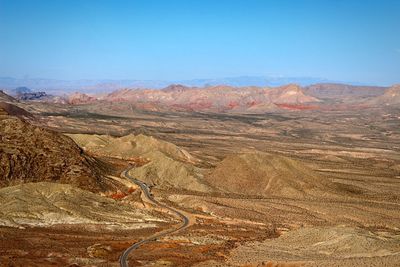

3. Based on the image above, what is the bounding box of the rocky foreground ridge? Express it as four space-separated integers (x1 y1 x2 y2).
0 102 109 192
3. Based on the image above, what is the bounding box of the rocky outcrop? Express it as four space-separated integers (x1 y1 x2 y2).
0 104 108 192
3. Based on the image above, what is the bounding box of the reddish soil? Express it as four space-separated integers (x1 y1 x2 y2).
0 216 278 267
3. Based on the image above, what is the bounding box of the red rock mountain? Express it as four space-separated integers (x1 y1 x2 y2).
82 84 320 112
268 84 319 104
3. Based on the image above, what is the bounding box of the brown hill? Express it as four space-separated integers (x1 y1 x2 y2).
205 152 334 198
68 133 210 192
368 84 400 106
128 150 210 192
67 133 197 163
0 104 109 192
0 101 34 119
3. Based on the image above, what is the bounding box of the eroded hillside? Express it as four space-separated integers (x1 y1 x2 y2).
0 104 109 192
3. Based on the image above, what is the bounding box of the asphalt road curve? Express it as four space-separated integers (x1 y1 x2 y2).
119 167 190 267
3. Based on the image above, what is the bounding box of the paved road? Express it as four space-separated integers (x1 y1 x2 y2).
119 167 190 267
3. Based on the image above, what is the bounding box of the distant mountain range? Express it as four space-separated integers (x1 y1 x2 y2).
1 81 397 113
66 83 391 113
0 76 350 95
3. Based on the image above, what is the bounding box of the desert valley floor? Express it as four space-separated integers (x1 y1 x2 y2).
0 84 400 266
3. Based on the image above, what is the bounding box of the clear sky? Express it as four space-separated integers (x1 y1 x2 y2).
0 0 399 85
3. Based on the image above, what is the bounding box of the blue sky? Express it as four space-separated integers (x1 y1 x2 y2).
0 0 399 85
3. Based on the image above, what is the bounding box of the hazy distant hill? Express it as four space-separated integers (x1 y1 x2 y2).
0 76 342 95
10 86 32 95
181 76 335 87
304 83 387 100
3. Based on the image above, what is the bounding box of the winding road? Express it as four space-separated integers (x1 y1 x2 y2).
119 167 190 267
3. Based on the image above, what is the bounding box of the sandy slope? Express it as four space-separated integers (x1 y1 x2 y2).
67 133 196 163
128 150 210 192
205 151 334 198
0 182 164 229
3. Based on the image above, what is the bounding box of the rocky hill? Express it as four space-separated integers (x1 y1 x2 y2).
0 104 110 192
128 150 210 192
67 133 197 163
68 133 210 192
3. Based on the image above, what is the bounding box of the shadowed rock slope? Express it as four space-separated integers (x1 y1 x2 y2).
0 101 34 119
0 104 109 192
